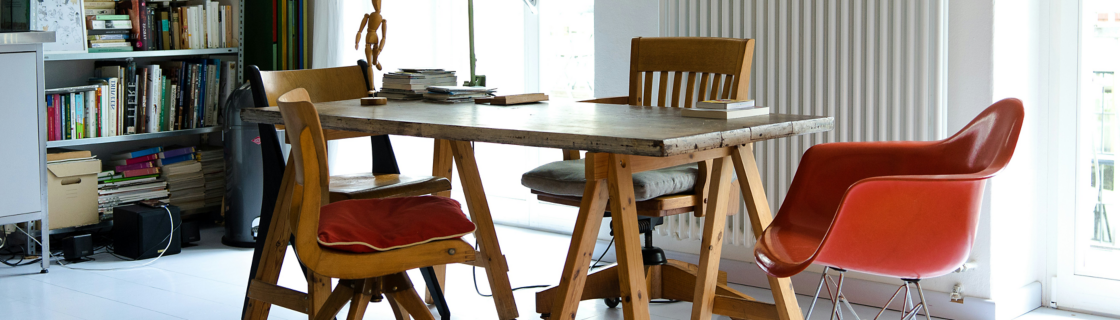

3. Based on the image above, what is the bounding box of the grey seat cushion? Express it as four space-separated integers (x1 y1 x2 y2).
521 159 699 201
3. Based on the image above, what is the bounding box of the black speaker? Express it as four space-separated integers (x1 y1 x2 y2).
112 205 182 260
180 220 201 246
61 234 94 261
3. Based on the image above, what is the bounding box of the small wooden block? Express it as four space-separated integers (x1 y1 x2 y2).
491 93 549 106
361 97 388 106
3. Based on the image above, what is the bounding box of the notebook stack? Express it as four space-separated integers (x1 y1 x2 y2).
99 147 170 218
158 147 206 215
424 86 497 103
377 69 458 100
680 99 769 119
198 146 225 212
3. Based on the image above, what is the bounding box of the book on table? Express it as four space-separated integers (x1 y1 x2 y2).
695 99 755 110
680 106 770 119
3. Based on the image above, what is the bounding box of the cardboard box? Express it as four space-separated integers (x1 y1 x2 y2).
46 159 101 230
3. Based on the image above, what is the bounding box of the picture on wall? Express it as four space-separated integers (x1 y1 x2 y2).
34 0 87 53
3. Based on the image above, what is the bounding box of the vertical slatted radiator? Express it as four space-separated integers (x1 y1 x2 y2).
653 0 948 258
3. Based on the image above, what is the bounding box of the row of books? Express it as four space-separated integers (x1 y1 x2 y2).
98 145 225 217
84 0 237 53
45 59 236 141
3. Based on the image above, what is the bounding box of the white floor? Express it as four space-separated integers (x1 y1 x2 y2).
0 224 1113 320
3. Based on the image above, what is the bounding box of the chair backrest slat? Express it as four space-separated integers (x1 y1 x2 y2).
671 71 684 108
684 72 697 108
642 71 655 106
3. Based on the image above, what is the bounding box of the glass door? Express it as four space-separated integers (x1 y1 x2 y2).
1055 0 1120 316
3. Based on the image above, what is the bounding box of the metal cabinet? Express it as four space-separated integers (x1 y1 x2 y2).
0 31 55 272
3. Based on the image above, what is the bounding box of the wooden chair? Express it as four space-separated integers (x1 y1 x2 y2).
273 88 477 320
242 63 456 320
527 37 758 313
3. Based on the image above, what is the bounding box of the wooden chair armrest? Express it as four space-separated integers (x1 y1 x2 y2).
579 96 631 105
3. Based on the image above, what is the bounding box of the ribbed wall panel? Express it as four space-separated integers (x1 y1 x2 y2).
655 0 947 252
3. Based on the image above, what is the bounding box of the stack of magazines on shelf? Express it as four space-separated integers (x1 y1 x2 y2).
423 86 497 104
377 69 457 100
198 146 225 214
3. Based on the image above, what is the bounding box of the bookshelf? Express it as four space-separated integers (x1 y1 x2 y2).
46 127 220 148
44 0 244 150
45 48 238 61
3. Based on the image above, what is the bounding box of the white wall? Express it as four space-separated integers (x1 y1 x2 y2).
593 0 659 98
989 0 1050 318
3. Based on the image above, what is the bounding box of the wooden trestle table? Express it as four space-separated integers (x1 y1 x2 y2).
240 98 832 320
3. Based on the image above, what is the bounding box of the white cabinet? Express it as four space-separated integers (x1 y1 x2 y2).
0 31 54 272
0 51 44 215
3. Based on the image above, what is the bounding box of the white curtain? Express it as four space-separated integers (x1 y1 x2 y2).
312 0 375 174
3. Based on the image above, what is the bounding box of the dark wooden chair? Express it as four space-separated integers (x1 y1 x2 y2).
526 37 758 313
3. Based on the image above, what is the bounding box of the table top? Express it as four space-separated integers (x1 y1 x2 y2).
241 99 833 157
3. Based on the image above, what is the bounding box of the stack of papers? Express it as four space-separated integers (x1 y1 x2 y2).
424 86 497 103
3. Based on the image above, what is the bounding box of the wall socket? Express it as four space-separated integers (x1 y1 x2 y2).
2 224 14 235
950 284 965 304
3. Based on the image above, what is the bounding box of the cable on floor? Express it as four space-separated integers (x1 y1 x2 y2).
469 240 550 297
14 206 176 271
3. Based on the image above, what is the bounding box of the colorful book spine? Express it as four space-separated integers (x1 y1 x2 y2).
126 153 159 165
160 146 195 158
157 153 195 166
122 167 160 178
120 146 163 159
116 161 155 173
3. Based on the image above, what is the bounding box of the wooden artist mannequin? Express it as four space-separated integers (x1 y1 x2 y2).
355 0 386 93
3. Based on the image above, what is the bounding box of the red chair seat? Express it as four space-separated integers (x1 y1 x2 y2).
317 196 476 253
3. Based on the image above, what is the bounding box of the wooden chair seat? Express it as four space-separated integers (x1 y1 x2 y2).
329 173 451 203
532 184 740 218
312 239 476 280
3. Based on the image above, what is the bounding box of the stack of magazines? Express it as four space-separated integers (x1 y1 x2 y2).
378 69 457 100
423 86 497 103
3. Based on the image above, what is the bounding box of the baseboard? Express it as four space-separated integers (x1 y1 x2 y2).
592 242 1000 319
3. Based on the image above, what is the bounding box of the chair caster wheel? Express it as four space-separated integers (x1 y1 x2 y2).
40 269 48 274
540 313 550 319
604 297 621 308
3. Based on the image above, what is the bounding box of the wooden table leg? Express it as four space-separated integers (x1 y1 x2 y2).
243 157 297 320
731 144 804 320
424 139 454 304
549 153 610 319
448 140 519 319
605 153 652 320
690 155 736 320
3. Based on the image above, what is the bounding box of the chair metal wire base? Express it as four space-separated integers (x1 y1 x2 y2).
805 267 933 320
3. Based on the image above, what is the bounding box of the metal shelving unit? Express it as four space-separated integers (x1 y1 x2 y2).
44 48 239 61
46 127 220 148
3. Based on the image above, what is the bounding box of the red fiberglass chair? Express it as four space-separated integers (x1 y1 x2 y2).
754 98 1024 320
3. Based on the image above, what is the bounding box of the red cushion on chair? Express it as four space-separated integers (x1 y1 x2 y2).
317 196 475 253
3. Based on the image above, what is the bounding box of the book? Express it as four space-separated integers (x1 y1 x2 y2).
382 83 434 91
88 47 134 53
121 167 160 178
46 149 92 162
87 19 132 30
680 106 771 119
85 9 116 15
112 146 163 159
87 29 131 36
124 153 159 165
156 153 195 166
90 42 132 48
160 10 170 50
84 1 116 9
426 86 498 93
88 34 130 40
115 161 155 173
94 15 131 20
160 146 195 158
99 174 159 185
695 99 755 110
